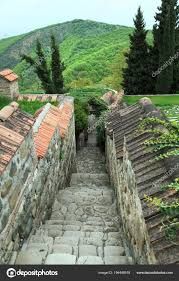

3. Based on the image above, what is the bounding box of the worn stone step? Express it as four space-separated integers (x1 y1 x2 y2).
104 246 125 256
77 256 104 264
70 173 109 185
45 253 76 264
52 244 73 255
104 256 133 265
45 219 119 229
16 249 45 265
44 219 119 233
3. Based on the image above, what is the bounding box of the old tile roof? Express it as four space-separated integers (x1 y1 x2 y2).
106 99 179 264
0 69 18 82
0 102 34 175
17 94 63 103
33 101 73 159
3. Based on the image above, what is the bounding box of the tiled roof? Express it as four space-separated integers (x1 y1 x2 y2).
17 94 63 103
0 69 18 82
106 100 179 264
0 103 34 175
33 101 73 159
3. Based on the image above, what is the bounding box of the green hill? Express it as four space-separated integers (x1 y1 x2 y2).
0 19 152 91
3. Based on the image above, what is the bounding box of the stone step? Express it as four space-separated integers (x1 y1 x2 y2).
41 223 119 233
16 249 46 264
104 256 133 265
77 255 104 264
68 185 112 191
70 173 109 185
45 219 119 228
45 253 76 264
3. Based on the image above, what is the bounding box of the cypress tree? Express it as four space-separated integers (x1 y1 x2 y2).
149 25 160 93
22 40 54 94
154 0 178 94
122 7 150 95
51 34 65 94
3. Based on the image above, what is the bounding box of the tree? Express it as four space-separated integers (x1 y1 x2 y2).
22 40 53 94
154 0 179 94
51 34 65 94
22 36 65 95
122 7 150 95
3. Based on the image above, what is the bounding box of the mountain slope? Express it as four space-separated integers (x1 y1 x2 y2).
0 19 152 91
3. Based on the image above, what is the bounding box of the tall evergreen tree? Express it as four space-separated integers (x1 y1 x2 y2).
51 34 65 94
122 7 150 95
149 25 160 93
22 40 54 94
154 0 178 94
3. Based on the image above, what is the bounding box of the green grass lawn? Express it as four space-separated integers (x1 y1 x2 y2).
124 95 179 106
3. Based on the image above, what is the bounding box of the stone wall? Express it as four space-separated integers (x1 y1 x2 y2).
9 80 19 99
0 101 76 264
106 135 156 264
0 78 11 98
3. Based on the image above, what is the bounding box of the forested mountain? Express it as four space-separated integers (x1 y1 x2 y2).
0 19 152 91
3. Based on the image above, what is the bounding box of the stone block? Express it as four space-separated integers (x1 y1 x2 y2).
79 245 97 257
54 237 79 246
52 244 73 255
77 256 104 264
45 253 76 264
16 250 44 264
104 256 132 265
104 246 125 257
63 231 84 238
63 225 81 231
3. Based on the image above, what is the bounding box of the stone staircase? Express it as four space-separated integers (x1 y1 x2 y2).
15 144 133 265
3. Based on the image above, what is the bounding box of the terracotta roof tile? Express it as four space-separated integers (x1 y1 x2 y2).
34 102 73 158
0 69 18 82
0 103 34 175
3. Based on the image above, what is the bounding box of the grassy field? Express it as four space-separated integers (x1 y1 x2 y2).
123 95 179 106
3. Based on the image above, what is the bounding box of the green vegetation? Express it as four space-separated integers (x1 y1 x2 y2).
163 106 179 125
0 34 24 55
22 35 65 95
18 100 58 115
154 0 178 94
0 20 152 91
123 95 179 106
122 7 152 95
0 96 11 110
139 116 179 241
51 34 65 94
0 96 58 115
74 98 89 139
70 88 107 140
